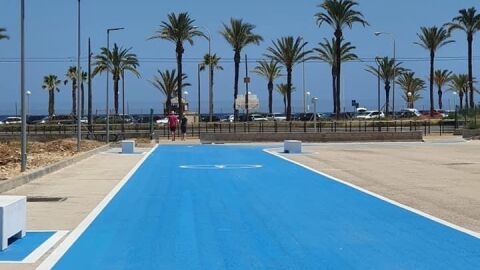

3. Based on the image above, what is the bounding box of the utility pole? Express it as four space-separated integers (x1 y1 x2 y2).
244 54 250 121
20 0 27 172
88 38 92 130
76 0 82 152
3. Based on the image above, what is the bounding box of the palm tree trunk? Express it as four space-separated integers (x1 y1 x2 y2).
233 51 241 120
166 95 172 114
283 95 287 115
49 90 55 117
114 77 119 115
335 30 342 118
468 34 474 109
176 42 184 117
286 67 293 121
332 68 337 114
71 80 77 115
385 81 390 116
429 50 435 116
460 94 464 110
210 66 214 118
465 88 469 109
438 86 443 110
268 80 273 114
81 82 85 117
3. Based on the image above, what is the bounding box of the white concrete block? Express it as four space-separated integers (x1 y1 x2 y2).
122 140 135 154
0 196 26 250
284 140 302 154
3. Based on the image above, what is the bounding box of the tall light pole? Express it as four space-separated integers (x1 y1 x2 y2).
26 91 31 117
374 32 396 117
76 0 82 152
306 91 311 112
105 27 124 143
312 97 318 131
195 26 212 121
197 63 201 122
20 0 27 172
301 37 307 113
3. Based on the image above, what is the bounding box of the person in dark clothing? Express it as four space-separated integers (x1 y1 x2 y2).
180 115 188 141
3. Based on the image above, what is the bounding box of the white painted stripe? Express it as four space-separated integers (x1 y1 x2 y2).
0 230 68 264
23 230 69 264
263 148 480 239
37 145 159 270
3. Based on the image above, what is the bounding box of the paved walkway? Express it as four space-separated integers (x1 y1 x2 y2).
1 148 148 270
282 139 480 233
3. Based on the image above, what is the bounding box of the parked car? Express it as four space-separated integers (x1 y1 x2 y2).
295 113 325 121
356 111 385 119
27 115 47 124
156 118 169 126
95 115 136 124
248 113 268 122
398 109 421 118
38 115 77 125
220 115 234 122
266 113 287 121
200 114 221 122
3 117 22 125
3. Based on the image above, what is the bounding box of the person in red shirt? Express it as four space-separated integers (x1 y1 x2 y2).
167 111 178 141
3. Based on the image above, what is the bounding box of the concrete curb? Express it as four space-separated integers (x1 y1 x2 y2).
0 144 111 194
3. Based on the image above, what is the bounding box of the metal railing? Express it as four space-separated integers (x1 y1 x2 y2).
0 119 462 141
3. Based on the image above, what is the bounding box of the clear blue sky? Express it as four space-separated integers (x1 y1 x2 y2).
0 0 479 115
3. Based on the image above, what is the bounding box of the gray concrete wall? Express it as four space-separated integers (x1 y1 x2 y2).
462 129 480 139
200 132 423 144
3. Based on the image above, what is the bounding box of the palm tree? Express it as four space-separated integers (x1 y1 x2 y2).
221 18 263 119
266 36 311 120
151 69 190 114
415 26 454 116
80 71 87 117
446 8 480 109
253 60 282 114
150 12 204 117
0 28 8 40
449 74 470 110
92 43 140 115
276 83 296 115
366 57 405 116
64 66 78 116
200 53 223 120
313 38 358 113
315 0 368 117
397 72 425 109
42 75 61 117
433 69 453 110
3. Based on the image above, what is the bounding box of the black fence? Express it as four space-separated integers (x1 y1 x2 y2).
0 119 463 141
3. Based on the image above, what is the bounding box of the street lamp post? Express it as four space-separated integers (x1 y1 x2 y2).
306 92 311 112
374 32 396 117
312 97 318 131
376 57 381 114
26 91 31 117
20 0 27 172
184 91 189 112
76 0 82 152
105 27 124 144
195 26 212 121
197 63 201 122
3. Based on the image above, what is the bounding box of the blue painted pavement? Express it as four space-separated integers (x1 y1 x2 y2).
0 232 54 262
52 145 480 269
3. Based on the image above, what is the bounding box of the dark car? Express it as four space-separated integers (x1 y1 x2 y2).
39 115 78 125
200 114 221 122
27 115 47 124
95 115 136 124
295 113 325 121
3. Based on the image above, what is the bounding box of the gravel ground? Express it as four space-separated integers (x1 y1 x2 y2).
0 139 103 180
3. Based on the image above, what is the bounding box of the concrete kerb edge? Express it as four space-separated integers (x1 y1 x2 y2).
0 144 112 194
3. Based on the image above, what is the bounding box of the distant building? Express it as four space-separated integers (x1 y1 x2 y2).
163 97 189 114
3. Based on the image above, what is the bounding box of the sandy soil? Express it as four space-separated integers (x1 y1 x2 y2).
0 139 103 180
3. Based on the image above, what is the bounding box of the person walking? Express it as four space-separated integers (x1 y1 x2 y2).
167 111 178 141
180 115 188 141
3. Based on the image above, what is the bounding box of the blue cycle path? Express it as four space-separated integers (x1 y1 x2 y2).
52 145 480 269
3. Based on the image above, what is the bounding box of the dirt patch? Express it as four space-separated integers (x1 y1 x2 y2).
0 139 103 180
